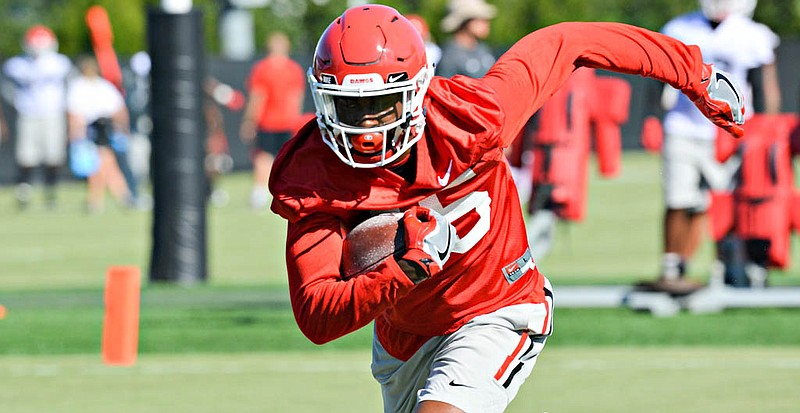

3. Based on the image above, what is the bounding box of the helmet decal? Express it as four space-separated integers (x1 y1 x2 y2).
319 73 337 85
387 72 410 83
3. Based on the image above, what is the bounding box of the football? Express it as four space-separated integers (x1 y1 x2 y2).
342 212 405 278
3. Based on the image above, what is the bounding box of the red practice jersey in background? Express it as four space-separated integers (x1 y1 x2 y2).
270 22 707 361
246 55 305 132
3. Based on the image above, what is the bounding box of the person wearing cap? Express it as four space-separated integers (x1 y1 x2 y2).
66 55 132 214
436 0 497 78
3 25 73 210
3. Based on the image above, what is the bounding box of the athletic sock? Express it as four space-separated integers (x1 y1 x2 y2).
15 182 33 210
44 166 60 209
745 263 768 288
661 253 682 280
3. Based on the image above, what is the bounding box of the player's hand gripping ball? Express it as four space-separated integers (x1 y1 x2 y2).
341 212 405 279
341 207 456 284
398 206 457 282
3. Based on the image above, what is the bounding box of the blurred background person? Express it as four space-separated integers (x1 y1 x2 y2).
2 25 72 210
406 14 442 71
0 97 9 148
436 0 497 78
637 0 781 294
204 76 243 207
124 50 154 191
239 31 305 211
67 55 131 213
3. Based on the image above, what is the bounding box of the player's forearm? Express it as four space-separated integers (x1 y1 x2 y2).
289 256 414 344
554 22 705 93
242 92 266 123
493 22 703 100
290 262 415 345
67 113 86 140
484 22 707 139
286 217 416 344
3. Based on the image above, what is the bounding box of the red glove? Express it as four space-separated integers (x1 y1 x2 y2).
397 206 456 283
685 64 745 138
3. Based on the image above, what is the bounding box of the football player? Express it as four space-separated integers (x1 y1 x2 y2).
638 0 780 292
269 4 744 412
3 25 72 210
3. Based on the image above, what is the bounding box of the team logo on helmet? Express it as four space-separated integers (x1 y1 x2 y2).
343 73 383 86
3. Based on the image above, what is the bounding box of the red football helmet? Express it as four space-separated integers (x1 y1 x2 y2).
24 25 58 56
308 5 432 168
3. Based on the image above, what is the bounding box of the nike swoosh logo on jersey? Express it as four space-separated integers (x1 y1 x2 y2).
437 160 453 187
448 379 471 388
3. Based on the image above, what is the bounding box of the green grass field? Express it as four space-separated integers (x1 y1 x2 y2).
1 151 799 412
2 348 799 413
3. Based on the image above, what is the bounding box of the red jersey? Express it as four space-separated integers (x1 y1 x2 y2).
246 55 305 132
269 22 706 361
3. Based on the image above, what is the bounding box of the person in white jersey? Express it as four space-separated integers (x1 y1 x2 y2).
67 55 131 213
2 25 72 210
638 0 781 294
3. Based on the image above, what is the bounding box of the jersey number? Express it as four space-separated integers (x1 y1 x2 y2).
420 191 491 253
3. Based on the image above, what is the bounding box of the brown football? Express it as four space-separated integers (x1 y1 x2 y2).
342 212 405 278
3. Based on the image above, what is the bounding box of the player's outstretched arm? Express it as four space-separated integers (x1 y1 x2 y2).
482 22 747 145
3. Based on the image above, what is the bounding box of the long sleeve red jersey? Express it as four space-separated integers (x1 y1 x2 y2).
269 22 706 361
